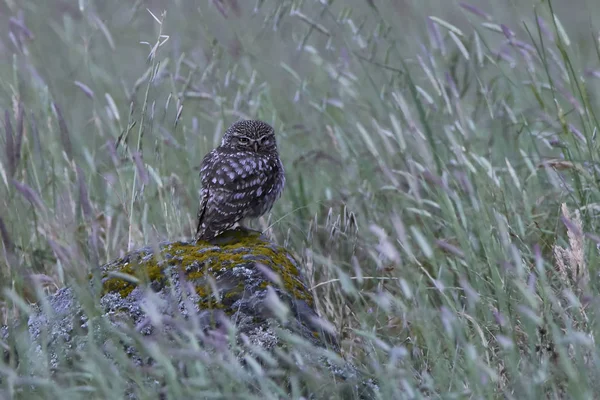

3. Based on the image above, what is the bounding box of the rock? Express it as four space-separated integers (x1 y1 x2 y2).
99 228 336 350
2 228 376 398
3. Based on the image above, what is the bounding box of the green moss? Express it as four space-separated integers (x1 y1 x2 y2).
100 228 314 308
102 256 167 298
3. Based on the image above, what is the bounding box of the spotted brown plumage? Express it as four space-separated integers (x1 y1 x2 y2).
195 120 285 240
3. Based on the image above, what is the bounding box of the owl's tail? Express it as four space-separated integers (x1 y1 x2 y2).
196 221 230 241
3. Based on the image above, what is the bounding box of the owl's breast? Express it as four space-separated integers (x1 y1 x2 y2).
245 155 284 218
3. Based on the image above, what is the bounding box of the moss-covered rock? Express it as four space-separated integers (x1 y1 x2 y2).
97 227 333 348
2 228 376 398
104 229 311 308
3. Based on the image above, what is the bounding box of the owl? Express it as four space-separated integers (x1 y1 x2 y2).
195 120 285 240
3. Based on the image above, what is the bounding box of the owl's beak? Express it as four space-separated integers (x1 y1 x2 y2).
254 141 259 152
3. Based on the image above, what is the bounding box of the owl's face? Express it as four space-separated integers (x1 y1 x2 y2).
221 120 278 153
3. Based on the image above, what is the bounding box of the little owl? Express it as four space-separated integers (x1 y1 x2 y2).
195 120 285 240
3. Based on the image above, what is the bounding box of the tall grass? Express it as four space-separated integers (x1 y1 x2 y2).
1 0 600 398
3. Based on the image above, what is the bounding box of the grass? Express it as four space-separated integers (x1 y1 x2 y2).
1 0 600 398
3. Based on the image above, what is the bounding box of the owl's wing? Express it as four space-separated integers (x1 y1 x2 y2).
195 187 210 238
196 151 276 240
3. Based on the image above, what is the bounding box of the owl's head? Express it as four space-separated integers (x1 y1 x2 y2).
221 120 278 153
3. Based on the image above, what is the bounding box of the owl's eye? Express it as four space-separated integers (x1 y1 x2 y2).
237 137 250 145
258 136 270 146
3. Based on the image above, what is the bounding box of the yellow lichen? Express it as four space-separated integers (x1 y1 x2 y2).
100 229 314 308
